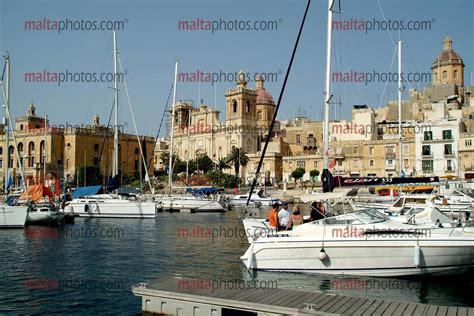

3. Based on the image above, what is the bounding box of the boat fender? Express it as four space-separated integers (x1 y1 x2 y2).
414 245 421 267
318 248 328 261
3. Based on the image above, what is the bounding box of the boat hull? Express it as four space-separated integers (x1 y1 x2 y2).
0 205 28 228
240 237 474 277
158 198 226 212
65 200 156 218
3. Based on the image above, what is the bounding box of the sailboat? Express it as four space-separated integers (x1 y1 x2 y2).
0 54 28 228
156 61 226 212
240 0 474 277
63 32 156 218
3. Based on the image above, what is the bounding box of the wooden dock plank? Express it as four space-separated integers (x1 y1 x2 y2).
391 302 410 316
287 291 325 309
335 296 364 314
324 296 353 313
435 306 448 316
412 303 428 316
309 294 340 312
351 298 377 315
372 300 393 315
425 305 439 316
318 295 348 312
382 302 401 316
362 299 385 315
343 298 369 315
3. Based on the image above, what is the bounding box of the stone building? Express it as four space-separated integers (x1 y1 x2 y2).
0 102 154 189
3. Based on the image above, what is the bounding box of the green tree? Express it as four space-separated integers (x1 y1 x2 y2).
226 146 249 176
195 154 215 173
291 167 306 186
309 169 320 189
215 157 231 171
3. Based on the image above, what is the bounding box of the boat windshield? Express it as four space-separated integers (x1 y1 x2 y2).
459 189 474 198
318 209 387 225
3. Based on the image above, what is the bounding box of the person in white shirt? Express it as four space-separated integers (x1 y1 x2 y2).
278 201 292 230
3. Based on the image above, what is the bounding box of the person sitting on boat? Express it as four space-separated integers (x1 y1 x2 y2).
291 205 304 227
278 201 292 230
268 202 280 230
309 200 326 222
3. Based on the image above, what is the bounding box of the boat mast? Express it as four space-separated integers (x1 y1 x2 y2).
44 114 47 183
186 106 190 186
322 0 334 191
4 55 10 193
397 40 403 177
113 31 119 177
168 61 179 193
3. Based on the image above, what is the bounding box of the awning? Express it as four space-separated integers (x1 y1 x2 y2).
72 185 102 198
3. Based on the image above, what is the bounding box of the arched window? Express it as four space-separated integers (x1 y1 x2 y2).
246 101 250 113
135 148 139 155
40 140 45 164
0 146 3 155
442 70 447 79
232 100 238 113
20 124 24 130
28 142 35 167
454 69 458 78
8 145 14 168
94 144 99 151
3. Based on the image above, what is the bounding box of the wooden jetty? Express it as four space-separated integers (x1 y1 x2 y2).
132 277 473 315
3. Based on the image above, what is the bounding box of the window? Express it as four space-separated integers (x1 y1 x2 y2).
368 173 376 177
28 142 35 167
296 134 301 144
20 124 23 130
307 134 315 146
297 161 305 168
454 70 458 78
466 140 472 147
385 146 394 155
314 161 318 167
337 160 342 166
369 147 374 155
134 148 139 155
444 144 453 155
67 143 71 149
353 147 358 154
422 145 431 156
403 144 409 154
369 160 374 167
245 101 250 113
197 140 203 147
422 160 433 173
404 159 409 168
267 110 271 120
447 160 453 171
442 70 447 79
423 131 433 141
0 159 2 169
232 100 238 113
386 159 393 165
0 147 2 155
257 111 262 120
442 130 452 140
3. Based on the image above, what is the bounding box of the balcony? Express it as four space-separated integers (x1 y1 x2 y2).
385 152 396 159
385 165 396 170
421 152 433 158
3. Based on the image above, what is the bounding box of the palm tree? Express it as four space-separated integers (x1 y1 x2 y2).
226 146 249 176
215 157 231 171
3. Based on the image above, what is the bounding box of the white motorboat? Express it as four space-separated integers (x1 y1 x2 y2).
157 195 227 212
240 205 474 277
228 190 280 207
0 205 28 228
64 194 156 218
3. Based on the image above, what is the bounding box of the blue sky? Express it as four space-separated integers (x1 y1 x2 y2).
0 0 472 136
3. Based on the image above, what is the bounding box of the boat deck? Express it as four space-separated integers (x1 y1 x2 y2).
132 277 473 315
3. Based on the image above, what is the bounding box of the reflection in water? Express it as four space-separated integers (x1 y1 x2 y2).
0 209 472 314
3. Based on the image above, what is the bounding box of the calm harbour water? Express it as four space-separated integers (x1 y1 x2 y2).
0 208 473 314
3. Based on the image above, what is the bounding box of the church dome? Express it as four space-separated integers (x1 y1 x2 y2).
431 36 464 68
255 75 275 105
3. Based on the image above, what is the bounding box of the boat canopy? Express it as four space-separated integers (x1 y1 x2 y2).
72 185 102 198
298 191 348 203
19 184 54 202
186 187 223 195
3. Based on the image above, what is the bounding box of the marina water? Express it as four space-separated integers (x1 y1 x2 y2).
0 209 472 314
